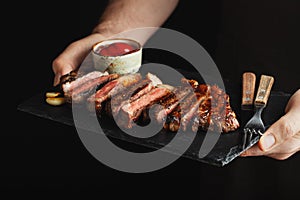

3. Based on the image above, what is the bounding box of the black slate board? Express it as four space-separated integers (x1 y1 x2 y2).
16 50 291 167
17 85 291 167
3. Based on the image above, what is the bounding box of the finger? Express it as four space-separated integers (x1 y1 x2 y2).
241 147 295 160
241 144 298 160
258 132 300 155
266 152 296 160
258 113 298 151
240 144 265 157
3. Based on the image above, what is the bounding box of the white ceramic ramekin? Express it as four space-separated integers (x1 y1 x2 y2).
92 38 142 74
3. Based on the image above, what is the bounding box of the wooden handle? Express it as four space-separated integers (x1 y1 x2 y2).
242 72 256 106
255 75 274 105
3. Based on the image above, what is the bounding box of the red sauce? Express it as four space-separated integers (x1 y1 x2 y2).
99 42 138 57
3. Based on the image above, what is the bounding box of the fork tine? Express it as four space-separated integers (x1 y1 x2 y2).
241 128 253 149
247 129 253 146
242 129 248 149
252 129 258 135
258 129 264 135
241 128 265 150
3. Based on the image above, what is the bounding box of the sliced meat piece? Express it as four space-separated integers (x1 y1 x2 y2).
191 96 212 132
191 84 225 132
108 73 142 97
62 71 108 94
181 94 208 132
67 73 119 103
222 95 240 132
123 86 173 120
109 73 162 116
87 73 142 112
129 73 163 102
164 105 181 132
92 79 118 102
166 83 210 132
153 86 193 123
118 85 173 129
208 85 227 132
165 93 196 133
191 84 240 133
223 110 240 132
108 79 151 116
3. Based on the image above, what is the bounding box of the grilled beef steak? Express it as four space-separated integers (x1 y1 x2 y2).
59 70 240 133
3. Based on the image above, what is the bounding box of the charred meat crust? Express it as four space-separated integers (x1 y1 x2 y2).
166 83 240 133
59 69 79 85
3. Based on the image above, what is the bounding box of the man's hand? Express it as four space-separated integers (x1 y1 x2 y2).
51 0 179 86
52 33 105 86
241 89 300 160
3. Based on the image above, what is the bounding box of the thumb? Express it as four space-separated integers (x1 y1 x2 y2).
258 113 298 152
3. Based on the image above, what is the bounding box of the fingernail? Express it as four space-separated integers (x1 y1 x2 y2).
261 134 275 150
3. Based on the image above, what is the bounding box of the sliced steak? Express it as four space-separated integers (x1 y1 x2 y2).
118 85 173 128
58 70 240 133
164 105 181 132
153 86 193 124
109 73 162 116
129 73 163 102
66 73 119 103
191 84 240 133
62 70 108 94
87 73 142 112
166 82 210 132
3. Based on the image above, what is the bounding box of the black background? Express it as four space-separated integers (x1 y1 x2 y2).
11 0 300 198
